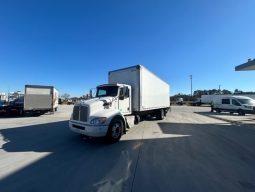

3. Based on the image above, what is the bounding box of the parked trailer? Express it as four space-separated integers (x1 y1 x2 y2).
24 85 59 114
201 95 216 104
69 65 170 142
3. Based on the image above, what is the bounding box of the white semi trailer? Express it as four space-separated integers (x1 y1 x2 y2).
24 85 59 114
69 65 170 142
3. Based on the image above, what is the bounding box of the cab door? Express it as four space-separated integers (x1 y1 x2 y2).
231 99 242 112
118 86 131 115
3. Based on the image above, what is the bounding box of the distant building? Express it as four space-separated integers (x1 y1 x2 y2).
0 92 7 101
235 59 255 71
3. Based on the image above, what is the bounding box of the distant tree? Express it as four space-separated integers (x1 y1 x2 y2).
171 93 192 101
61 93 70 100
80 94 90 100
193 89 232 96
234 89 243 94
222 89 232 95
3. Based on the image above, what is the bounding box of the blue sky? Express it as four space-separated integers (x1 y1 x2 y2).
0 0 254 97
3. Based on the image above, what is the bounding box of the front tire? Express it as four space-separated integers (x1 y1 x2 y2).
237 109 245 116
107 118 123 143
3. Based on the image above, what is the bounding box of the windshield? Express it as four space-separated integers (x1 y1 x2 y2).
96 86 119 97
237 98 255 105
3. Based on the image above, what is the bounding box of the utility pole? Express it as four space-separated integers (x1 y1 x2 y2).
190 75 193 97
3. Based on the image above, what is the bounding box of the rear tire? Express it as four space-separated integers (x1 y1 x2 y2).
216 108 221 113
107 118 123 143
134 115 140 125
157 109 165 120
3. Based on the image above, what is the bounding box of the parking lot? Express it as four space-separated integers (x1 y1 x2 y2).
0 105 255 192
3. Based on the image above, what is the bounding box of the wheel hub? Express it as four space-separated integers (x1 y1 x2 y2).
112 123 121 139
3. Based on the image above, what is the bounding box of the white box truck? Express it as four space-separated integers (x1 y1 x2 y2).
24 85 59 114
69 65 170 142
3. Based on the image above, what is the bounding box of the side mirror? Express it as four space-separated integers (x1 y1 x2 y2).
119 95 124 100
90 88 97 98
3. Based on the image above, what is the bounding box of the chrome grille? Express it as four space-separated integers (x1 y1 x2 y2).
72 105 88 122
80 106 88 122
73 106 80 121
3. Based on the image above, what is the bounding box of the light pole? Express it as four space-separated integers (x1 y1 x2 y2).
190 75 193 97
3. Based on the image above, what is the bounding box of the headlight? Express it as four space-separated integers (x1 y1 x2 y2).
243 105 252 109
90 117 107 125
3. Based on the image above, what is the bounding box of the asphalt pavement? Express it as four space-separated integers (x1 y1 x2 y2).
0 105 255 192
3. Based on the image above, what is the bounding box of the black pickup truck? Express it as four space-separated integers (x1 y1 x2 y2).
0 100 8 114
6 96 24 116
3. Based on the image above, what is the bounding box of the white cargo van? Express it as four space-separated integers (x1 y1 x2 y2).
212 95 255 115
69 65 170 142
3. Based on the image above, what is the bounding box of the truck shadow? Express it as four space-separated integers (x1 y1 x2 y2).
0 113 42 119
0 121 142 192
157 122 255 160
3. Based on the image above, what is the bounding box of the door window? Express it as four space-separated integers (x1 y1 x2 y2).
119 88 124 97
124 87 129 97
232 99 241 106
222 99 230 104
97 90 106 97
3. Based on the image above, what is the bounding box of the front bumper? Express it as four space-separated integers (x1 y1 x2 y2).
69 120 108 137
244 109 255 114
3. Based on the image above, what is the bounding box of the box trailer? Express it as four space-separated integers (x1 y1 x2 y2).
24 85 58 113
69 65 170 142
201 95 216 104
108 65 170 113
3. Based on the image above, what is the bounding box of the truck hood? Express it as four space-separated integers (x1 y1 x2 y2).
78 97 116 115
83 97 114 105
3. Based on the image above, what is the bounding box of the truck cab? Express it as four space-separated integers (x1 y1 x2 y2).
96 84 132 115
69 84 132 142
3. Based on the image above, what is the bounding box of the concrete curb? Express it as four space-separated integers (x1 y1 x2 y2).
196 112 243 125
207 115 243 125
